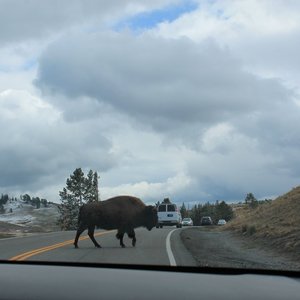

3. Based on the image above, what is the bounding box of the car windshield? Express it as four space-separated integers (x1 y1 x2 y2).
1 1 300 274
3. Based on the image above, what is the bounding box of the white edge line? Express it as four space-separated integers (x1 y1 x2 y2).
166 228 178 266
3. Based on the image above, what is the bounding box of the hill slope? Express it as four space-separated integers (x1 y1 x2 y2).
0 200 60 235
226 186 300 259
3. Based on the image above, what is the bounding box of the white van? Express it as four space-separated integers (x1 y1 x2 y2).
156 202 182 228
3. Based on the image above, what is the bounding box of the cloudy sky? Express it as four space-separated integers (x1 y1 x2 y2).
1 0 300 205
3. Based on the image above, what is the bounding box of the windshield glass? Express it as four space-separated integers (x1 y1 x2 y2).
1 1 300 273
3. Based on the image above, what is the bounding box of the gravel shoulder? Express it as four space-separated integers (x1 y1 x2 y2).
180 226 300 271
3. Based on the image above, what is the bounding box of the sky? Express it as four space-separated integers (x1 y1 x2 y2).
1 0 300 205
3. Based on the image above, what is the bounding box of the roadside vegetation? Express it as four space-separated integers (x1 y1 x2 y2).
225 187 300 259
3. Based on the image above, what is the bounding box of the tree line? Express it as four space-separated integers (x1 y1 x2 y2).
180 200 234 225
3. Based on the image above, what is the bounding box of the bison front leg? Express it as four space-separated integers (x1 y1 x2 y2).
116 230 126 248
88 225 101 248
127 229 136 247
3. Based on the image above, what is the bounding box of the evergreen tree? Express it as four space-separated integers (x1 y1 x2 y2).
215 201 234 221
84 170 94 203
32 197 41 209
41 199 48 207
190 204 202 226
84 170 99 203
92 171 99 201
245 193 258 209
58 188 80 230
162 198 171 204
66 168 85 205
180 202 188 218
21 194 31 204
0 194 9 206
58 168 100 230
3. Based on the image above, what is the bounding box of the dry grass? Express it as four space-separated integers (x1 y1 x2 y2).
224 186 300 259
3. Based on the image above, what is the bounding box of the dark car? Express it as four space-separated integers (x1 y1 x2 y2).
201 216 213 225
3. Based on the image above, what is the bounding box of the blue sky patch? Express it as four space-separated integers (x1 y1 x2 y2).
21 58 37 71
115 1 198 31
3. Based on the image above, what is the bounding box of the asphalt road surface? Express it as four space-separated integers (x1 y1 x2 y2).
0 227 197 266
2 226 299 270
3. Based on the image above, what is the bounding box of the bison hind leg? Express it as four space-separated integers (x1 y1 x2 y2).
74 223 87 248
127 229 136 247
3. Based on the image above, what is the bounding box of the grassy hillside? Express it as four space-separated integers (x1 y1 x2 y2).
225 186 300 259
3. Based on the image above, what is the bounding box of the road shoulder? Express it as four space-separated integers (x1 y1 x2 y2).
180 226 300 271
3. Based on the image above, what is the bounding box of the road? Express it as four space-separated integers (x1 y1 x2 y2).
2 226 300 270
0 227 197 266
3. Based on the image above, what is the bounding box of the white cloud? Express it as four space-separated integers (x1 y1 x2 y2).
35 31 291 135
101 172 192 204
0 89 116 195
154 0 300 88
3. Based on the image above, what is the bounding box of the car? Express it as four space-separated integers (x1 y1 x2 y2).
182 217 193 226
201 216 213 225
217 219 227 225
157 199 182 228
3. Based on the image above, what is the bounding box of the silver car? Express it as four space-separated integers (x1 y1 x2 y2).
217 219 227 225
181 218 193 226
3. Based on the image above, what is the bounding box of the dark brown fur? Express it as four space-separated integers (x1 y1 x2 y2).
73 195 158 248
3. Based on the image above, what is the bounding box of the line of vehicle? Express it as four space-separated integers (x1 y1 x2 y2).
9 231 115 261
166 228 178 266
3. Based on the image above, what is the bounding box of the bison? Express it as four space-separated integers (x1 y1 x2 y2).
73 195 158 248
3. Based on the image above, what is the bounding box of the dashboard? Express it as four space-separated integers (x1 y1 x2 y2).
0 261 299 300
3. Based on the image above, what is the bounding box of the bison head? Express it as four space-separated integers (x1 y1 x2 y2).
144 205 158 231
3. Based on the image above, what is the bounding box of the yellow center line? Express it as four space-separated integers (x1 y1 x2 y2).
9 230 116 261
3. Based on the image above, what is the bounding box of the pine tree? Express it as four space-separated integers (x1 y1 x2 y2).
190 204 202 226
215 201 233 221
92 171 99 201
245 193 258 209
84 170 99 203
66 168 85 205
58 168 100 230
180 202 187 218
84 170 94 203
58 188 80 230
